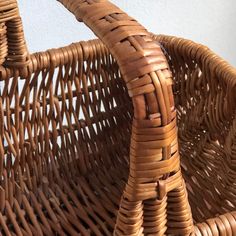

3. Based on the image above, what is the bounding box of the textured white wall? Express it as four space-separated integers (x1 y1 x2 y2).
18 0 236 66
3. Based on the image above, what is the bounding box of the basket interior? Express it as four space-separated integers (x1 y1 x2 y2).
162 39 236 223
1 37 235 234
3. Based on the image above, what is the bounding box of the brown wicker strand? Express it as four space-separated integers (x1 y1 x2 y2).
0 0 235 235
0 0 29 68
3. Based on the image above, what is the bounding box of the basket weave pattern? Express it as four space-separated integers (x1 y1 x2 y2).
154 34 236 235
0 23 7 65
0 0 235 235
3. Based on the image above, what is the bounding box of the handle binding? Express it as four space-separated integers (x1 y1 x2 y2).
0 0 29 68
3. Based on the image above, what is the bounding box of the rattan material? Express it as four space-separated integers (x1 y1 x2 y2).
0 1 29 68
153 34 236 235
0 0 235 235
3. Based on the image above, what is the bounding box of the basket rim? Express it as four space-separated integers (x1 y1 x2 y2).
0 34 235 83
0 39 109 80
152 33 236 86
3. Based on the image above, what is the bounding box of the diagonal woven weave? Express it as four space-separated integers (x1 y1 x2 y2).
0 0 235 235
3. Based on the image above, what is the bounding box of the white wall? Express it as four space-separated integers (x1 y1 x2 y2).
18 0 236 66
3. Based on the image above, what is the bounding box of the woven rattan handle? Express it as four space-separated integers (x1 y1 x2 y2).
0 0 29 68
4 0 194 234
56 1 194 235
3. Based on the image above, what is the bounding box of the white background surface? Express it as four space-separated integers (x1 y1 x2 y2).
18 0 236 66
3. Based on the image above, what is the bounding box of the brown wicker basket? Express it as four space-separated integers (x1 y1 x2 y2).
0 0 236 235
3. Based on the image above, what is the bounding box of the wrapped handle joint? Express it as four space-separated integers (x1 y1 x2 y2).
0 0 29 68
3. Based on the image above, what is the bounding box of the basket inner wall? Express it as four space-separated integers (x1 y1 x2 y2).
163 42 236 223
0 40 133 234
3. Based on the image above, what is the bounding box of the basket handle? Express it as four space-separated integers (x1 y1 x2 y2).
58 1 194 234
3 0 194 234
0 0 29 68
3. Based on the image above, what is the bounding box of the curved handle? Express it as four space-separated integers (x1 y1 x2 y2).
0 0 29 67
56 1 194 235
3 0 194 234
57 0 171 120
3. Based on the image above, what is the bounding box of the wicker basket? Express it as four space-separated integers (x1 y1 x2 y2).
0 0 236 235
